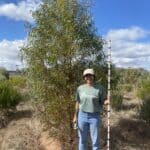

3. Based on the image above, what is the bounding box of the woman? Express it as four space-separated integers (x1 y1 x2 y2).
73 68 108 150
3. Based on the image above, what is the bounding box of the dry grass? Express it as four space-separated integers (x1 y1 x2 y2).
0 100 62 150
0 92 150 150
101 92 150 150
0 101 41 150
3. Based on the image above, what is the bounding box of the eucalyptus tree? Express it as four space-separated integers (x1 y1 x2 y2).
22 0 106 148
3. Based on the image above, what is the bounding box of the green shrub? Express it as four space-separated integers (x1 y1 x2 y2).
111 91 123 111
137 80 150 100
0 68 9 80
10 75 27 88
0 81 22 108
124 84 132 92
139 95 150 124
0 74 7 81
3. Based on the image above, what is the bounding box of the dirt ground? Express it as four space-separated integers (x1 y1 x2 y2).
0 92 150 150
101 92 150 150
0 101 61 150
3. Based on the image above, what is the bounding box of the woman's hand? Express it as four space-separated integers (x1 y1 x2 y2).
73 115 77 123
104 99 109 105
73 115 78 129
73 101 79 123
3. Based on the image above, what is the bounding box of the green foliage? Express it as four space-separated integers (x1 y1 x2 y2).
0 74 7 81
123 84 132 92
115 68 150 92
111 90 123 111
22 0 107 148
139 95 150 124
10 75 27 88
0 68 9 81
0 81 22 108
137 80 150 100
137 79 150 124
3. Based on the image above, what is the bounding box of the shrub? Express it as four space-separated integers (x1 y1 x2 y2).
111 91 123 111
139 95 150 124
0 74 7 81
137 80 150 100
10 75 27 88
124 84 132 92
0 81 22 108
0 68 9 80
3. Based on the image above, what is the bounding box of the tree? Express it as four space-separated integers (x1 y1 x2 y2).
22 0 106 148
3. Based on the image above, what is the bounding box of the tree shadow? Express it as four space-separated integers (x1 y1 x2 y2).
101 119 150 150
121 103 137 111
8 110 33 120
0 109 33 129
123 96 132 100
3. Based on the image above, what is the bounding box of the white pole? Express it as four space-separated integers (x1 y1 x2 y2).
107 40 111 150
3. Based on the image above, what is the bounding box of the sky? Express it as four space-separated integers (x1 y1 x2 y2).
0 0 150 71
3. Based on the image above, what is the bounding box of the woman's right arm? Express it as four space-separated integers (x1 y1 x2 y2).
73 101 79 123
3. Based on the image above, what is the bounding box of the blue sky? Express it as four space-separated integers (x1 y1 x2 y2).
93 0 150 34
0 0 150 71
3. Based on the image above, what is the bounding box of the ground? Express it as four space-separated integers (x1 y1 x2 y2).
101 92 150 150
0 92 150 150
0 101 61 150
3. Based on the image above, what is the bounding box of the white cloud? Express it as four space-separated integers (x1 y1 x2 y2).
106 26 149 41
1 26 150 71
105 26 150 71
0 39 25 70
0 0 40 23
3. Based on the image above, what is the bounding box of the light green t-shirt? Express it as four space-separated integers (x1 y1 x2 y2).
75 84 107 113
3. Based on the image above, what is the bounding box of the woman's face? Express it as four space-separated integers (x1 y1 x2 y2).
84 74 94 84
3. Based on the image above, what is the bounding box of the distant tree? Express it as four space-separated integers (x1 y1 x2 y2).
22 0 107 148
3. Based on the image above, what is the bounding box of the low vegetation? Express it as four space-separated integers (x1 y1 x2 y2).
111 90 123 111
10 75 27 88
0 81 22 109
140 95 150 124
137 79 150 124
